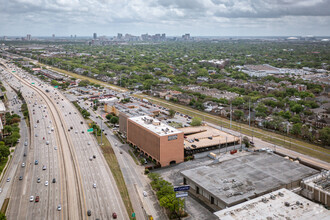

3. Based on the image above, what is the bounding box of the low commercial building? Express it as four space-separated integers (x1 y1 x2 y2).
40 69 64 80
213 188 330 220
301 170 330 207
181 152 318 210
179 126 239 154
127 115 184 167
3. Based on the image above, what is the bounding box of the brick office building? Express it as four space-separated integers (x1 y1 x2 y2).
127 115 184 167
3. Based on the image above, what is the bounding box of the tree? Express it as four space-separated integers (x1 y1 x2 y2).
0 212 6 220
0 145 10 159
242 136 250 148
110 116 119 124
290 104 303 114
3 125 12 135
319 127 330 146
190 117 202 126
78 79 90 87
233 110 244 121
255 103 267 117
106 114 113 121
168 109 176 118
291 123 302 136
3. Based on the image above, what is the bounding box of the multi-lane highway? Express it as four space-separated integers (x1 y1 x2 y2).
0 59 127 219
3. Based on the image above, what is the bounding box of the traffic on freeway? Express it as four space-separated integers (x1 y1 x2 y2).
0 59 126 219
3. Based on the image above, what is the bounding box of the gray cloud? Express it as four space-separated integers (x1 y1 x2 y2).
0 0 329 36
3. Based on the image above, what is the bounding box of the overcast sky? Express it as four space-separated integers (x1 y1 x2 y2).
1 0 330 37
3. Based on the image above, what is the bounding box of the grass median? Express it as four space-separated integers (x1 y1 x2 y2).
95 134 134 219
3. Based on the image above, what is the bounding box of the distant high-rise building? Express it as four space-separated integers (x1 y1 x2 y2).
52 34 55 38
70 35 73 38
161 33 166 39
182 33 190 40
26 34 31 41
74 35 76 38
93 33 97 39
117 33 123 39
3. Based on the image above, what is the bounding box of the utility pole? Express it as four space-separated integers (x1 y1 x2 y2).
248 100 251 127
230 103 232 129
100 117 103 146
225 136 228 153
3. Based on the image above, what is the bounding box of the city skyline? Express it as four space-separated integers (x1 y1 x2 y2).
1 0 330 36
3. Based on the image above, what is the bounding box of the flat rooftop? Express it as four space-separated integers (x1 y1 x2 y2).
179 126 239 150
181 152 318 206
129 115 183 136
214 188 330 220
117 101 160 118
302 170 330 193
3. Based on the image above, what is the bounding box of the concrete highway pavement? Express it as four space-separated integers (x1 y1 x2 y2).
2 72 63 220
53 90 127 219
1 59 128 219
83 104 168 220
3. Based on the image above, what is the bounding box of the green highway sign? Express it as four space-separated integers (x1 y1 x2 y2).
87 128 93 132
12 71 16 73
31 82 35 85
54 86 58 88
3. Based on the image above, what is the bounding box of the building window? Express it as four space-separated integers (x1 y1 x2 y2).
196 186 199 194
211 196 214 204
183 178 186 185
168 135 178 141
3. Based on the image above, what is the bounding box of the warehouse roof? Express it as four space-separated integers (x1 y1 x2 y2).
214 188 330 220
181 152 318 207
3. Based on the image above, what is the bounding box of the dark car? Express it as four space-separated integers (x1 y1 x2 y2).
87 210 91 216
112 212 117 219
19 176 23 180
52 178 56 183
35 196 39 202
35 160 38 165
93 155 96 159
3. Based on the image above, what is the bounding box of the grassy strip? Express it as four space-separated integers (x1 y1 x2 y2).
128 150 139 165
136 95 330 163
95 135 134 219
1 198 9 214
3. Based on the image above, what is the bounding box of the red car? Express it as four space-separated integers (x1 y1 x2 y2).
112 212 117 219
35 196 39 202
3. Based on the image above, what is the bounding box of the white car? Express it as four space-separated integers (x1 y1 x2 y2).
35 134 38 137
30 196 34 202
46 141 49 145
143 191 148 197
87 142 91 145
45 181 48 186
34 125 37 128
57 204 61 211
21 163 25 167
54 146 57 150
93 183 96 188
